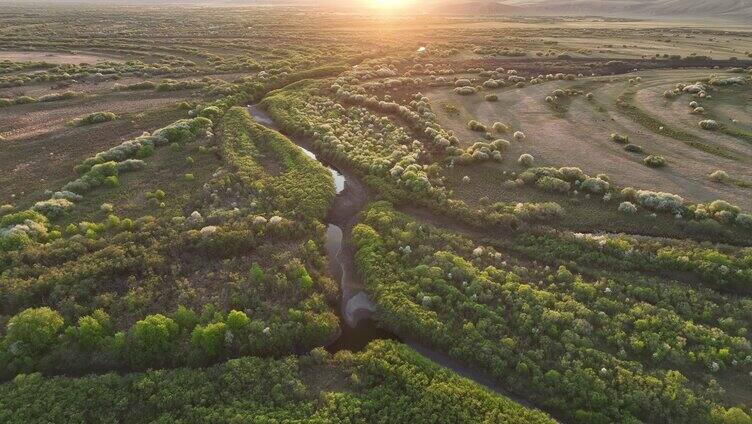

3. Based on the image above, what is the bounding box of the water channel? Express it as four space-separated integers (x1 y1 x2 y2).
247 103 558 420
248 104 397 352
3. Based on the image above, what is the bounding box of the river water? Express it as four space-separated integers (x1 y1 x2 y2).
247 104 398 352
246 104 557 420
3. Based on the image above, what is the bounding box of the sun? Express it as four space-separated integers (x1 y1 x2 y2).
369 0 411 9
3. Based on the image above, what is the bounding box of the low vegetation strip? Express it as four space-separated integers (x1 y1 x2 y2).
0 340 555 424
353 201 752 424
220 106 335 220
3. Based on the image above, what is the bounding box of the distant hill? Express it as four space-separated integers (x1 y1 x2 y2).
430 0 752 21
431 1 521 15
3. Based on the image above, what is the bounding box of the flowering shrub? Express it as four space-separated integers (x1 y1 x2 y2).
493 122 510 133
618 201 638 214
535 176 571 193
518 153 534 167
580 177 610 194
699 119 719 130
629 189 684 213
454 86 476 95
643 155 667 168
709 170 729 182
354 202 749 423
69 111 117 127
31 199 74 219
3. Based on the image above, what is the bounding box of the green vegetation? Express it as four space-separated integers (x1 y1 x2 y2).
0 340 554 423
69 111 118 127
2 5 752 422
355 202 752 423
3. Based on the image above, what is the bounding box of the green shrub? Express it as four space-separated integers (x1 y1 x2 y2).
643 155 667 168
130 314 179 365
226 310 250 331
624 143 643 153
5 307 64 355
610 133 629 144
70 111 118 127
699 119 719 130
467 120 487 132
536 176 571 193
198 106 222 122
709 170 729 182
191 322 227 358
581 177 610 193
104 175 120 188
518 154 534 167
69 310 111 350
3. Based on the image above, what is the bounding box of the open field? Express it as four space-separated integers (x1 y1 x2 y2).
428 69 752 213
0 4 751 423
0 50 123 64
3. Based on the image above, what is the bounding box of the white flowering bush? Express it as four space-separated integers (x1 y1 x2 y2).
699 119 719 130
513 202 563 221
536 176 571 193
631 190 684 214
518 154 534 167
492 122 510 133
643 155 667 168
581 177 610 194
709 170 729 182
454 86 476 95
31 199 74 219
51 191 83 202
0 210 50 251
618 201 638 215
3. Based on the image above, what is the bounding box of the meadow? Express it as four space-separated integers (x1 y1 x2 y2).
1 4 751 423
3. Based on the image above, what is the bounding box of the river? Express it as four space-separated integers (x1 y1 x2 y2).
247 103 560 421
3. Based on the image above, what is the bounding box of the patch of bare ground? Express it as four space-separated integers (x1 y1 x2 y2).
428 75 752 210
0 106 188 207
0 72 247 99
431 57 752 78
0 90 196 141
0 50 123 64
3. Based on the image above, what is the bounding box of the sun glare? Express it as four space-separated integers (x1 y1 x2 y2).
370 0 410 10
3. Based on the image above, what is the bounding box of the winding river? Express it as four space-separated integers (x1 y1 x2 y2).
248 104 396 351
247 103 559 421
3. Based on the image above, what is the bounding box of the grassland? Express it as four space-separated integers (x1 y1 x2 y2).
1 4 751 423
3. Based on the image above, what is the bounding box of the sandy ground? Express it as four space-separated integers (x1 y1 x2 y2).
0 50 122 64
0 91 194 141
0 72 247 99
428 72 752 210
0 94 191 204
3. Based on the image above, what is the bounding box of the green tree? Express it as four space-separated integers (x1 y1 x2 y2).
71 309 111 350
226 310 250 331
5 307 64 355
130 314 179 365
191 322 227 358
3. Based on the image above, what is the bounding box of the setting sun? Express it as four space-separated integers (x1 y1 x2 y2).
370 0 411 9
